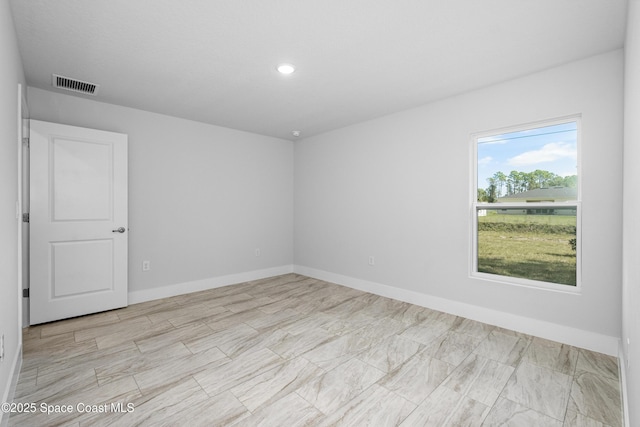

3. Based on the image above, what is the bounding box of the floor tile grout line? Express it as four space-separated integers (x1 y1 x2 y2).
497 395 566 424
561 375 577 425
492 337 531 417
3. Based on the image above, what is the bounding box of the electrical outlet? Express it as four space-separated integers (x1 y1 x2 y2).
368 256 375 266
142 260 151 272
255 248 261 257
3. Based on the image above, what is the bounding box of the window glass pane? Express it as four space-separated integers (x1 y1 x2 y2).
477 122 577 203
477 207 577 286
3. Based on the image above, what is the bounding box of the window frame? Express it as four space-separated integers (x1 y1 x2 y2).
470 116 582 293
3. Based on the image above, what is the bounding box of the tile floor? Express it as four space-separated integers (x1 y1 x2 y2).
8 274 623 426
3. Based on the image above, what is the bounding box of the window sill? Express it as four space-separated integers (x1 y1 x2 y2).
470 271 582 295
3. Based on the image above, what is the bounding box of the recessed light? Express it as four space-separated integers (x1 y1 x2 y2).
277 63 296 75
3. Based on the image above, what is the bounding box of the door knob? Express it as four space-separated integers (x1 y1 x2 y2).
112 227 126 233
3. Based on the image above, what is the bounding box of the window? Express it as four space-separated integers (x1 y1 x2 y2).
471 117 580 290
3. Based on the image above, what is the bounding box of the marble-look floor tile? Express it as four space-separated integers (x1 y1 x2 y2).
114 296 182 321
399 323 447 346
474 328 530 367
492 326 533 340
204 308 268 332
268 328 334 360
318 384 416 427
483 397 563 426
218 328 289 359
293 288 362 314
154 390 248 427
258 296 306 314
71 376 141 407
423 310 459 329
278 312 337 335
145 301 224 324
164 303 229 327
399 386 490 427
73 316 152 342
193 347 284 396
356 334 423 373
501 361 573 421
322 296 374 319
78 377 213 427
133 346 229 393
524 337 578 375
36 342 139 380
16 368 98 403
11 376 140 427
94 341 191 385
134 322 213 353
378 349 453 405
93 320 175 350
360 294 412 319
219 329 287 359
170 286 253 307
247 277 315 300
23 331 76 352
9 274 624 427
242 281 300 300
302 319 405 371
385 302 436 326
224 295 275 313
231 357 324 412
40 311 122 338
245 273 306 291
179 290 256 310
11 411 81 427
567 371 622 426
184 322 259 354
441 353 514 407
295 358 385 414
244 307 301 331
229 391 323 427
563 409 611 427
422 331 484 366
451 317 495 340
12 367 37 400
21 325 43 341
21 334 98 371
320 311 376 336
575 349 619 381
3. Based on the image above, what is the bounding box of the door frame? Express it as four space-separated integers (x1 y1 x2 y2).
17 84 28 332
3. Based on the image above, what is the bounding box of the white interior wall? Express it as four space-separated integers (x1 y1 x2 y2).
0 0 26 423
27 87 295 302
622 2 640 426
294 50 624 354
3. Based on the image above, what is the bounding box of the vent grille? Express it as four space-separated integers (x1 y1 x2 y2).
52 74 100 95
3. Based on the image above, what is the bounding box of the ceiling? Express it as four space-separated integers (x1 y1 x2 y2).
10 0 628 141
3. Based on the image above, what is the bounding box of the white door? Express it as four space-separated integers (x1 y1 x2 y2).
30 120 128 325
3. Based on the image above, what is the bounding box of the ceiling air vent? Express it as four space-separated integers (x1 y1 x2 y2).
52 74 100 95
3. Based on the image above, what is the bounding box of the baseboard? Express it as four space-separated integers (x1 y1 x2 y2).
128 265 295 305
294 265 620 356
0 343 22 427
618 343 630 427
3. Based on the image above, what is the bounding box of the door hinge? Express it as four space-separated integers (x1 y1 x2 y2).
22 137 29 147
23 288 29 298
22 213 29 223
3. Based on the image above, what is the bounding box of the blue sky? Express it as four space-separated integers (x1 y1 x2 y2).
476 121 578 190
